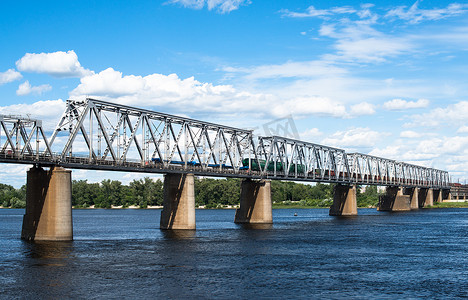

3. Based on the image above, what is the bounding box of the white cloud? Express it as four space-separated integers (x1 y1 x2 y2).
400 130 421 138
321 127 387 149
300 128 323 143
0 99 66 128
383 98 429 110
281 5 358 18
406 101 468 127
224 60 347 79
70 67 353 120
457 125 468 133
386 2 468 24
16 50 93 78
167 0 250 13
330 36 412 63
349 102 375 117
16 81 52 96
0 69 22 84
0 164 29 187
270 96 347 118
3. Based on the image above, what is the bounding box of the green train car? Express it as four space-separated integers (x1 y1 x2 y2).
242 158 305 174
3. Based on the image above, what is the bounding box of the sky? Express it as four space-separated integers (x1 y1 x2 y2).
1 0 468 187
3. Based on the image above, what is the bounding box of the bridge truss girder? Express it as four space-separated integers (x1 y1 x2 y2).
0 114 53 161
255 136 350 182
49 98 255 173
347 153 450 187
0 98 452 189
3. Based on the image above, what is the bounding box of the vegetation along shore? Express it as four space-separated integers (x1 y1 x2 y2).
1 178 466 209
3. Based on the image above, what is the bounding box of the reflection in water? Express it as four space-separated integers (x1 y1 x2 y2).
237 223 273 230
161 229 196 239
22 240 74 260
17 241 76 297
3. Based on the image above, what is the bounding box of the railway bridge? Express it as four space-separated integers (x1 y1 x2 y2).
0 98 460 241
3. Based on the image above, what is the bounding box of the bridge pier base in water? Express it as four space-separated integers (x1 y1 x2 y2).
234 179 272 224
378 186 411 211
21 166 73 241
160 173 196 230
329 184 357 216
419 188 433 207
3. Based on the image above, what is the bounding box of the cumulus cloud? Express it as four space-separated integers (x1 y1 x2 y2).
405 101 468 127
0 99 66 128
16 81 52 96
0 69 22 84
383 98 429 110
321 127 387 149
16 50 93 78
70 67 352 119
167 0 251 13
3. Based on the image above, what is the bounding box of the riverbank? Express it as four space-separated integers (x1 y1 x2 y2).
2 202 467 209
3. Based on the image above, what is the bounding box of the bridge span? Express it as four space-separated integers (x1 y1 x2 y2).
0 98 461 241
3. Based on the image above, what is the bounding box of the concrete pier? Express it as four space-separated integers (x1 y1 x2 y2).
377 186 411 211
418 188 433 208
329 184 357 216
409 187 419 210
234 179 272 224
160 173 196 230
442 189 452 201
433 189 443 203
21 166 73 241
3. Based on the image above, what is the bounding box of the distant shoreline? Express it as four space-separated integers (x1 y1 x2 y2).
2 202 467 210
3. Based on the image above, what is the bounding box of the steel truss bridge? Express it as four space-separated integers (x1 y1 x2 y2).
0 98 450 189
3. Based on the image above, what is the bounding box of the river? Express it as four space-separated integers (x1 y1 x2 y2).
1 208 467 299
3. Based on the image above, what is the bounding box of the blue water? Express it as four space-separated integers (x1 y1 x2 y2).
1 208 467 299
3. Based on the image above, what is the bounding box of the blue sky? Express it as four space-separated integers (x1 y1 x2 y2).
1 0 468 187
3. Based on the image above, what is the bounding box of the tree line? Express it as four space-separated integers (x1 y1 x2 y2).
1 177 382 208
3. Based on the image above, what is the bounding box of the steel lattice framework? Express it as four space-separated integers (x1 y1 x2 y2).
0 114 53 161
0 98 452 189
347 153 449 187
48 98 256 174
254 136 350 182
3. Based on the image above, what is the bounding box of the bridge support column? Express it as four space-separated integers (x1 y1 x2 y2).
418 188 433 208
442 189 451 202
234 179 272 224
160 173 195 230
329 184 357 216
409 187 419 210
433 189 443 203
21 166 73 241
377 186 411 211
